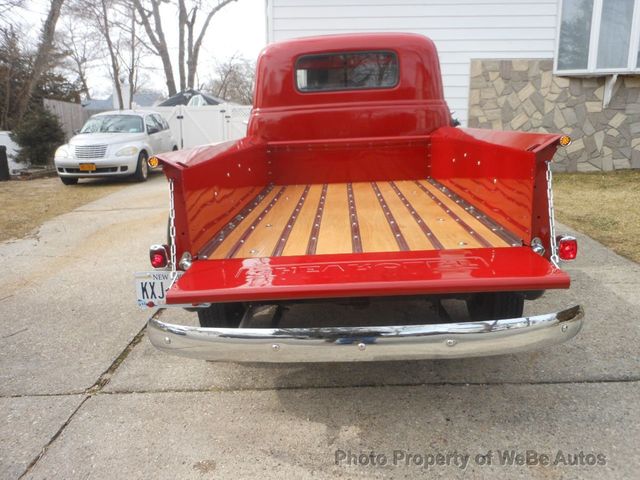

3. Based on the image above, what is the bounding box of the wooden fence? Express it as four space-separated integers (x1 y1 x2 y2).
43 99 97 140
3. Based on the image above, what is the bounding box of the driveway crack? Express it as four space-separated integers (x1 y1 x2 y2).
86 323 148 395
15 323 147 478
17 396 90 479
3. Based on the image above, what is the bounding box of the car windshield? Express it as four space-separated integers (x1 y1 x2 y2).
80 115 144 134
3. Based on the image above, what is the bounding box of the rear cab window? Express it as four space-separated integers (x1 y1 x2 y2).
295 51 399 92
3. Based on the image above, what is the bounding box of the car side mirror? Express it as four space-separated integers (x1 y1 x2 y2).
147 126 159 134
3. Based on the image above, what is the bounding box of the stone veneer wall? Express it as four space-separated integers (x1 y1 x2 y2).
468 59 640 172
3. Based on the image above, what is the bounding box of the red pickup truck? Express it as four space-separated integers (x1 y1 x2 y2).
136 33 583 362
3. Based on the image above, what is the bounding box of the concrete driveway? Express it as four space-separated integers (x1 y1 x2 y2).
1 175 638 479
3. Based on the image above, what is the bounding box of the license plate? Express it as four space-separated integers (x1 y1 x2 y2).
79 163 96 171
134 271 183 308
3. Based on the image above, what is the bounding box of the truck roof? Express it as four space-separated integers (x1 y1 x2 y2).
253 32 445 109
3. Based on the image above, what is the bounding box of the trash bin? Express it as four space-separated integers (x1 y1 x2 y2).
0 145 10 181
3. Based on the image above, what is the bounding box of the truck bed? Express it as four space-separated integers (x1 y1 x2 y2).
201 178 521 260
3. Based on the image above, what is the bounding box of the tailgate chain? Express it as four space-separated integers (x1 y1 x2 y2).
546 162 559 267
168 178 179 283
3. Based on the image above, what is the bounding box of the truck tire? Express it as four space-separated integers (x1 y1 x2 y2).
198 303 245 328
133 151 148 182
466 292 524 321
60 176 78 185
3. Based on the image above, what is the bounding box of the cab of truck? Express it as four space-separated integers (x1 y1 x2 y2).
137 33 583 363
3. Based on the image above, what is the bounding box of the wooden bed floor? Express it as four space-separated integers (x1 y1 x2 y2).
202 179 521 260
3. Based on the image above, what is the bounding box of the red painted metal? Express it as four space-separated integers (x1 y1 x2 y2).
166 247 570 304
160 140 270 256
268 137 431 184
429 126 562 250
151 33 570 307
249 33 451 142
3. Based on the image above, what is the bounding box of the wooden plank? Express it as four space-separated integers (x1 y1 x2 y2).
395 180 483 249
233 185 307 258
415 180 491 248
272 185 311 256
427 179 521 246
282 184 324 257
419 180 510 247
370 182 409 251
377 181 438 250
316 183 353 255
207 187 281 259
351 182 399 253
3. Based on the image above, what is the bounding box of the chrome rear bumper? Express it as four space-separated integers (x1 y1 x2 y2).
147 305 584 363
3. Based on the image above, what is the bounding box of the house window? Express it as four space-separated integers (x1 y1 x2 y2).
295 51 399 92
555 0 640 74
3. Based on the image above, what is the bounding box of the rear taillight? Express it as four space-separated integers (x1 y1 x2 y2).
149 244 169 268
557 235 578 261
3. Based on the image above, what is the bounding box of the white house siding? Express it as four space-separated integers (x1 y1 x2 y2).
266 0 559 126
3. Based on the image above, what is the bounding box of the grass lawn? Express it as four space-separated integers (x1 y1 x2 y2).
0 176 126 242
554 169 640 263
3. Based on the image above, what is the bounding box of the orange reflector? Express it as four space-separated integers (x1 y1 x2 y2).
559 135 572 147
148 156 159 168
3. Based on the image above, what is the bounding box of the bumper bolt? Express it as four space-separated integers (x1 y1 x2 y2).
358 342 366 351
272 344 280 352
446 339 457 347
164 336 171 345
561 324 568 332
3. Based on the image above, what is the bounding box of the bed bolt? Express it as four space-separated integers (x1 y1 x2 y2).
272 344 280 352
446 339 457 347
358 342 366 351
164 336 171 345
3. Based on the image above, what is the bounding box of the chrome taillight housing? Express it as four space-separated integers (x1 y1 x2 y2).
149 244 170 268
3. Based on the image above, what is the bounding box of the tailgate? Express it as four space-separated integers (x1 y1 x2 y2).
167 247 570 304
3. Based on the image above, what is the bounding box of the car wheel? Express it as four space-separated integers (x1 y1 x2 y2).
133 151 148 182
60 176 78 186
466 292 524 321
197 303 246 328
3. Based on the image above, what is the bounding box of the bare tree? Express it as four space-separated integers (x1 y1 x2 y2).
0 26 22 129
64 0 145 109
15 0 65 122
182 0 237 89
58 18 100 100
0 0 24 20
98 0 124 108
205 53 254 105
132 0 177 95
115 1 146 108
134 0 237 95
